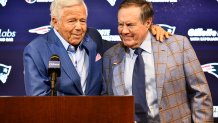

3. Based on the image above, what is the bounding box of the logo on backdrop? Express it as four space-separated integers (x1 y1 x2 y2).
202 63 218 78
97 29 121 41
188 28 218 41
24 0 177 5
0 0 7 7
107 0 177 6
107 0 117 6
158 24 176 34
25 0 118 6
214 106 218 118
0 63 12 84
29 25 121 41
29 25 52 34
25 0 53 4
0 29 16 42
147 0 177 2
25 0 36 4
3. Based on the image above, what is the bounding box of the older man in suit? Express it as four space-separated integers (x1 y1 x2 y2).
103 0 213 122
23 0 105 96
23 0 169 96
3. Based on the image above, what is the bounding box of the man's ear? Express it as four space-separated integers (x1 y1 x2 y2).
52 17 59 30
145 18 153 28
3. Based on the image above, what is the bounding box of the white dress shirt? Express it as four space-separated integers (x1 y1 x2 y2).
124 32 159 118
54 29 89 94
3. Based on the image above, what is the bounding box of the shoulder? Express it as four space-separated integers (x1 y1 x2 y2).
86 27 104 55
163 34 191 48
165 34 189 44
104 43 123 57
161 34 193 53
86 27 102 44
24 33 50 53
87 27 101 38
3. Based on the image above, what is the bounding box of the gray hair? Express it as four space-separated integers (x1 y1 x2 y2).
50 0 88 27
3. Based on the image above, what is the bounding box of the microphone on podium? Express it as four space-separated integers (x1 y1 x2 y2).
48 54 61 96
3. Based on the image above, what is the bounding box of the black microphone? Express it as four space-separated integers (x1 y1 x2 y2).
48 54 61 96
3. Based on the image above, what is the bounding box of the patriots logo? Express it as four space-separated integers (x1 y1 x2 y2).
157 24 176 35
0 63 12 84
107 0 117 6
29 25 52 35
25 0 37 4
0 0 7 7
201 63 218 78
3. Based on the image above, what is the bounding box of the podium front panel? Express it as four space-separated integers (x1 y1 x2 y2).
0 96 134 123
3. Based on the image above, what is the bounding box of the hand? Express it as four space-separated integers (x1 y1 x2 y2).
150 25 172 42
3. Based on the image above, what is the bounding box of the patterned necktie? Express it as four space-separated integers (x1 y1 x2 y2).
132 48 148 123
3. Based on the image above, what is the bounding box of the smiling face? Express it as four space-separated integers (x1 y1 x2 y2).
118 6 152 48
52 3 87 46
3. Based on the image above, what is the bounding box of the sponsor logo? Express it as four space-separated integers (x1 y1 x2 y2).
147 0 177 2
107 0 177 6
214 106 218 118
24 0 177 6
107 0 117 6
29 24 177 42
29 25 52 34
0 29 16 42
25 0 37 4
188 28 218 41
48 61 60 69
0 63 12 84
25 0 118 6
97 29 121 41
201 63 218 78
25 0 53 4
0 0 7 7
158 24 176 34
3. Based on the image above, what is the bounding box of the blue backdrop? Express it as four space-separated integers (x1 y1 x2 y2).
0 0 218 120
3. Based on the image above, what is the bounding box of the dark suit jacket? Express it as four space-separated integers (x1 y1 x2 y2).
103 34 213 122
24 28 104 96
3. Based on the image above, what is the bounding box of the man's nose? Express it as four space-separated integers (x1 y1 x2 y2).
74 21 82 30
121 25 130 34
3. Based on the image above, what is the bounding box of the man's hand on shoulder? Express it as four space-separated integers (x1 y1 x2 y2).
150 25 172 42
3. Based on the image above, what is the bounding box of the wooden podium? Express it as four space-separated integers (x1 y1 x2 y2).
0 96 134 123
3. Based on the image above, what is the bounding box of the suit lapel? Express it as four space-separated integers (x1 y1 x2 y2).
47 29 83 94
111 44 126 95
82 35 97 95
151 36 167 105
